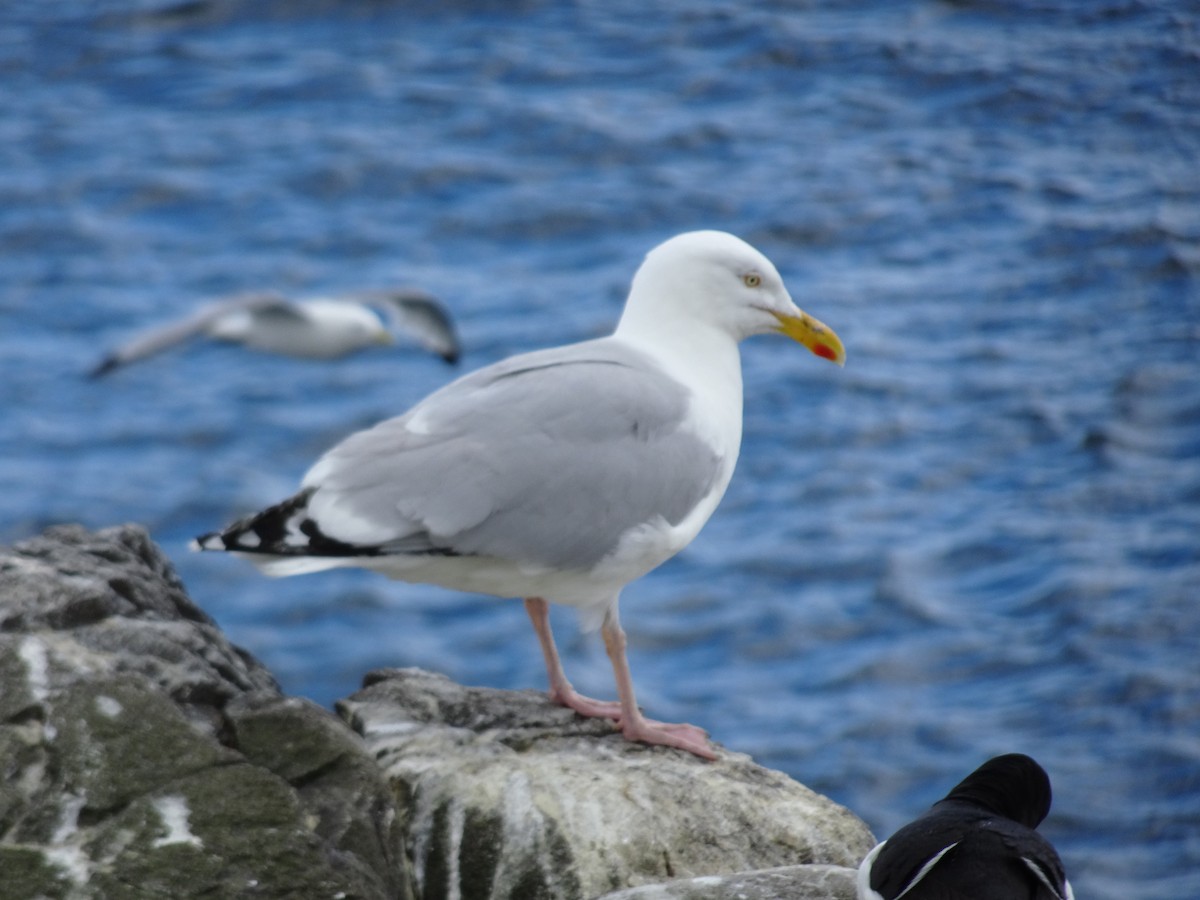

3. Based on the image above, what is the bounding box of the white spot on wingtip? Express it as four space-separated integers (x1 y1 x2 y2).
285 516 311 547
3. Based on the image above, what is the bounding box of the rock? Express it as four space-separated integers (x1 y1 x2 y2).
338 668 875 900
595 864 858 900
1 524 874 900
0 524 408 900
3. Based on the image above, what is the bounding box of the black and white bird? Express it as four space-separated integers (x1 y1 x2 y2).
857 754 1074 900
195 230 845 759
90 287 461 377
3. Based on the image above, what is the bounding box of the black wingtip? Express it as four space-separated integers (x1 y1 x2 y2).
193 488 385 560
89 356 119 379
191 532 225 551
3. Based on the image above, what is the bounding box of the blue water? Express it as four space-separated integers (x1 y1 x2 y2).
3 1 1198 896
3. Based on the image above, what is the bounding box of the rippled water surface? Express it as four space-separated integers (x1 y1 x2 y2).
3 2 1199 896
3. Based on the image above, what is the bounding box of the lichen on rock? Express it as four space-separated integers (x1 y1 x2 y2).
338 668 875 900
0 525 873 900
0 524 407 900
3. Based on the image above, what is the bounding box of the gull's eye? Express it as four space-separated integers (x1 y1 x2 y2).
743 273 762 288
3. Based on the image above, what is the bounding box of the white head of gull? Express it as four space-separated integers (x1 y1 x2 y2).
195 230 844 759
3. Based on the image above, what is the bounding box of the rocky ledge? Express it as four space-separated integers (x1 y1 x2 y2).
0 525 873 899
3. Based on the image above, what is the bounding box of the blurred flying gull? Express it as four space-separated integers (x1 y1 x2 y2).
195 231 844 759
90 288 460 377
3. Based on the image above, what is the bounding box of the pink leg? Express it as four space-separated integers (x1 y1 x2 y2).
601 606 717 760
524 597 622 720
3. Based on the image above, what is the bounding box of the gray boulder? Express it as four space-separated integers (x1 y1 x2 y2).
338 668 874 900
596 864 858 900
0 524 407 900
0 524 873 900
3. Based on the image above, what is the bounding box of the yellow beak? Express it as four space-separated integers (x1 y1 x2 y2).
772 309 846 366
375 329 396 346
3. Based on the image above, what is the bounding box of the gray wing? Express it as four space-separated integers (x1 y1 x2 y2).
89 292 296 377
303 341 722 571
352 288 461 364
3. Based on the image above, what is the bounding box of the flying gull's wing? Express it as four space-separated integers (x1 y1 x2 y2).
89 292 293 377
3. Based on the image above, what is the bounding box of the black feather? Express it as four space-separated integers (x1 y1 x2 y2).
863 754 1072 900
197 488 381 557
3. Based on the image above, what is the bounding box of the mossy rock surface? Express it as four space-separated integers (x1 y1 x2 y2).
1 525 873 900
0 525 409 900
340 668 876 900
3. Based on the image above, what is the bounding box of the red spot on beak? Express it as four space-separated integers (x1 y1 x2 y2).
813 343 838 361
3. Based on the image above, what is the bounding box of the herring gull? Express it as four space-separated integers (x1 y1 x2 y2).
857 754 1074 900
90 287 460 377
195 230 844 758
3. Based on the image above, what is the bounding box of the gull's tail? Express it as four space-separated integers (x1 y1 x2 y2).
193 488 380 576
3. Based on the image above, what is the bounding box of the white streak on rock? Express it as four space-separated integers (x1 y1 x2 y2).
95 695 123 718
45 793 90 885
152 795 203 849
19 636 49 702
